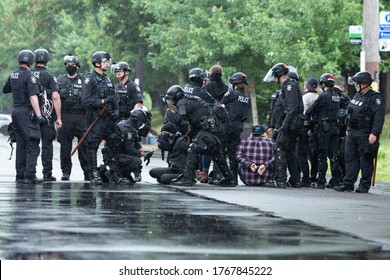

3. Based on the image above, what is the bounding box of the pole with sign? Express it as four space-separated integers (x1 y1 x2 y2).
379 11 390 51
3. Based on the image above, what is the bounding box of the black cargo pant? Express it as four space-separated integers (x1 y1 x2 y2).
343 133 379 191
12 107 41 180
57 112 89 177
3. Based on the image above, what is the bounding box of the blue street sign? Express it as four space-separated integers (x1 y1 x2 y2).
379 32 390 39
386 13 390 22
380 24 390 31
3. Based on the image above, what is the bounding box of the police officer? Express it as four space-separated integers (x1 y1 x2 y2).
164 85 235 187
82 51 117 185
305 73 340 189
111 61 143 120
330 86 350 186
57 53 89 181
183 67 215 104
264 63 303 188
297 77 319 187
99 108 151 184
150 122 189 184
31 48 62 181
334 71 385 193
2 50 45 184
221 72 251 184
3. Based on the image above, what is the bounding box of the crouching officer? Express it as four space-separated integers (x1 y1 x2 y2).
150 122 189 184
99 108 151 184
3 50 44 184
164 85 236 186
334 71 385 193
82 51 117 185
57 53 89 181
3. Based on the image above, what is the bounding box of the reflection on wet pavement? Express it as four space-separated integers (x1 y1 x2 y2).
0 182 388 260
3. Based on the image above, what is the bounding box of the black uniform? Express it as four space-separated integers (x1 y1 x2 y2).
100 118 143 183
221 88 251 182
343 89 385 192
266 89 280 134
150 132 189 184
115 80 143 119
203 77 228 102
331 92 351 184
82 70 116 183
3 67 41 181
273 79 303 187
171 94 235 186
183 82 215 104
305 88 340 187
31 66 59 179
57 73 89 180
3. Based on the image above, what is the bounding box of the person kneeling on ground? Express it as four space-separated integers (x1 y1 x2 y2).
149 122 189 184
236 125 275 186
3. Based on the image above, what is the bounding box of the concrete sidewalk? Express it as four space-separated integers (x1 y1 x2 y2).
1 135 389 248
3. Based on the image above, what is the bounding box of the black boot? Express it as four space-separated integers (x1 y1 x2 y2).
88 148 102 185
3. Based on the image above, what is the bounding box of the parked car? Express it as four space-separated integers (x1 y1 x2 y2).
0 114 12 136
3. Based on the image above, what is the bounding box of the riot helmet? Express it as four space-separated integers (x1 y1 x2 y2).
34 48 50 64
63 53 80 66
130 108 151 137
111 61 131 73
189 68 206 86
352 71 373 85
263 63 289 82
92 51 111 66
17 50 35 67
229 72 248 85
319 73 335 88
287 66 300 81
189 67 206 80
165 85 185 103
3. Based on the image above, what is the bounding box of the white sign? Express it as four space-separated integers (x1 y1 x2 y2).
379 12 390 51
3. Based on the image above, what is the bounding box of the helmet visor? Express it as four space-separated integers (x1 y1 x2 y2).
167 99 177 112
263 68 275 82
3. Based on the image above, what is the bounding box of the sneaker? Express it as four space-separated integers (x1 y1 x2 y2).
219 178 237 187
334 185 354 192
43 175 57 181
171 177 196 186
61 173 70 181
23 177 44 184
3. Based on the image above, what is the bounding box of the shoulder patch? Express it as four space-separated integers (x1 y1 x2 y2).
286 85 292 91
85 77 90 84
31 76 37 83
375 98 382 105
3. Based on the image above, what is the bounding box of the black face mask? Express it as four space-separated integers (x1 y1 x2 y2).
66 65 78 75
210 72 222 82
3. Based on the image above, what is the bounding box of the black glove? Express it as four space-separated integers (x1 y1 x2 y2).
38 116 47 126
144 151 154 166
104 95 116 104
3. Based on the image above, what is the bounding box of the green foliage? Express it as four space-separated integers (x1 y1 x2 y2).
0 0 368 124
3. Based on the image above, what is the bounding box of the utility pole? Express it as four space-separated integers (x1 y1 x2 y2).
363 0 380 85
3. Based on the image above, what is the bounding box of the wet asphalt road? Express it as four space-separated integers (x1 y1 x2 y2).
0 135 389 259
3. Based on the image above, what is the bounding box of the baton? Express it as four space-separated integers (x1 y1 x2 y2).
371 135 380 187
70 103 109 156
